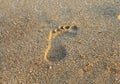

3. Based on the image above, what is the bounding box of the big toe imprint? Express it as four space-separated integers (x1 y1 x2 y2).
44 25 78 63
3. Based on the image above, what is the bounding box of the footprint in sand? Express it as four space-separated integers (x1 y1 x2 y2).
44 25 78 63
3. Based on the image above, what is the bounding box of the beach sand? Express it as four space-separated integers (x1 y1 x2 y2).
0 0 120 84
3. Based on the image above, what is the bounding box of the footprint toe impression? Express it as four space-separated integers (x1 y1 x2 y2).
59 26 64 30
64 25 70 29
70 25 78 31
64 25 78 37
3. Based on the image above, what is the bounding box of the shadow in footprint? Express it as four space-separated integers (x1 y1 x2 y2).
46 44 67 62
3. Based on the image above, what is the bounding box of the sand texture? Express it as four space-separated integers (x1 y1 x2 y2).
0 0 120 84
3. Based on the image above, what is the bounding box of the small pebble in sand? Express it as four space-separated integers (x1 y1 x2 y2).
117 14 120 20
49 66 52 69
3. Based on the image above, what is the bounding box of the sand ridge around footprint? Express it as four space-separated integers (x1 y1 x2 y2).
44 25 78 64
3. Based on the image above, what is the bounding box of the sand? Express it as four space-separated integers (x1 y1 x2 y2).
0 0 120 84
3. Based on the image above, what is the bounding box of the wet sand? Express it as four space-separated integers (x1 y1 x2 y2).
0 0 120 84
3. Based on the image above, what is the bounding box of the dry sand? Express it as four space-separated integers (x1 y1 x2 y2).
0 0 120 84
